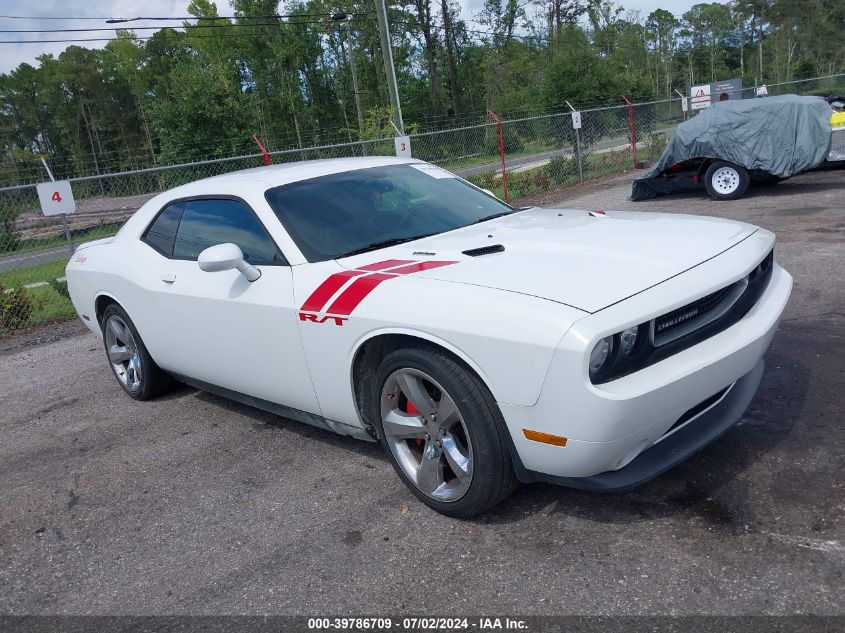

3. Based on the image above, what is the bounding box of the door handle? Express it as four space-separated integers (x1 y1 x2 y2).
161 272 176 283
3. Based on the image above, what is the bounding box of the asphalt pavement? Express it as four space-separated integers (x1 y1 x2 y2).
0 245 73 273
0 168 842 616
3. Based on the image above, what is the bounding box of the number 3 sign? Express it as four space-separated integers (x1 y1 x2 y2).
394 135 411 158
36 180 76 216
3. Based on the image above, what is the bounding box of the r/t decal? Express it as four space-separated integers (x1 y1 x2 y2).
299 258 457 326
299 313 348 327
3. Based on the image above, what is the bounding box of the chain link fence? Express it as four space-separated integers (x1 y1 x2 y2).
2 73 844 334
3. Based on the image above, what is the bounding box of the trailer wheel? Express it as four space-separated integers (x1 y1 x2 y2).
704 161 750 200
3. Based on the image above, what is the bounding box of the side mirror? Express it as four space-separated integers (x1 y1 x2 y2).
197 243 261 282
482 188 496 198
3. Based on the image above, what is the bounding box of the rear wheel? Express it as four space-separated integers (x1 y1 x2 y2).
371 345 517 518
101 304 172 400
704 161 750 200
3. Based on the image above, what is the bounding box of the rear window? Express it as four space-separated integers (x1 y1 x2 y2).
142 202 184 256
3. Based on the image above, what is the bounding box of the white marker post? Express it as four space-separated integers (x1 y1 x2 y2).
566 101 583 182
37 157 75 253
675 89 689 121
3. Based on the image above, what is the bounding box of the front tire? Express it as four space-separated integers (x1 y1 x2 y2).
704 161 750 200
101 304 172 400
370 345 517 518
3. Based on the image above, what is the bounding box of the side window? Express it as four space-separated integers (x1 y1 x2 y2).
142 202 184 256
173 199 284 265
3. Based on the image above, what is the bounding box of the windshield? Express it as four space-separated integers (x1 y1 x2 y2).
264 163 515 262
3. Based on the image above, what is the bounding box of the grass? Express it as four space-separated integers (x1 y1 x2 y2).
0 259 76 331
27 285 77 323
0 222 123 257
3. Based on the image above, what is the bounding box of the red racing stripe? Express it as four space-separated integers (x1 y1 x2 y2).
325 273 396 315
355 259 416 271
300 270 368 312
385 260 459 275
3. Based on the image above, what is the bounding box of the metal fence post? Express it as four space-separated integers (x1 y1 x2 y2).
487 109 509 202
40 157 74 254
621 95 637 170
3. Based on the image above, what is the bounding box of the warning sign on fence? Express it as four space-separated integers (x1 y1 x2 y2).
36 180 76 216
690 84 711 110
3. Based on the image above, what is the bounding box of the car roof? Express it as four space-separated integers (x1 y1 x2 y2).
164 156 422 198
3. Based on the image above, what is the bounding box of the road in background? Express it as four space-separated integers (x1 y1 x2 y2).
0 245 73 273
452 130 646 178
0 169 842 615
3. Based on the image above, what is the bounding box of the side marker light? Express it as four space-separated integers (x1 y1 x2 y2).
523 429 568 447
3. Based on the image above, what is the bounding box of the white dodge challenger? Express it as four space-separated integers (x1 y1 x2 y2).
66 157 792 517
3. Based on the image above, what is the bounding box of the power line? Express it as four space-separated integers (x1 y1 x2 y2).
0 13 368 21
0 15 381 44
0 10 795 62
0 33 344 44
0 21 352 33
0 21 384 45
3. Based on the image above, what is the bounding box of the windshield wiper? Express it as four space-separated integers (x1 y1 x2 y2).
468 210 516 225
335 234 436 259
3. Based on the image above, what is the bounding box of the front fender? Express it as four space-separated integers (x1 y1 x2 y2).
293 262 585 429
347 326 497 406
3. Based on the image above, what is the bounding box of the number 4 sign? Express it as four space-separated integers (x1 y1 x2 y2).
36 180 76 216
394 135 411 158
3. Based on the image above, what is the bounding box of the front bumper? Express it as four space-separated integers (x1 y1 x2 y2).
498 231 792 485
518 358 763 490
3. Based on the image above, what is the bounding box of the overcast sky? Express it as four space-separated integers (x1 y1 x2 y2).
0 0 706 74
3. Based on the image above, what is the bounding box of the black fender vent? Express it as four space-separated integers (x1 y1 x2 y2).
462 244 505 257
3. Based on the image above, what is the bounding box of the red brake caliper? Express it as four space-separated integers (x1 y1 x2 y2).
406 401 423 446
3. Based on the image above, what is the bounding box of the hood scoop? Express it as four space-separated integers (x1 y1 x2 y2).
462 244 505 257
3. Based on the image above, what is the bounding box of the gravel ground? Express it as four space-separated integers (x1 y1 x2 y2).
0 168 843 616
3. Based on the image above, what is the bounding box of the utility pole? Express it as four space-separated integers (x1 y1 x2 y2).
333 13 367 154
374 0 404 134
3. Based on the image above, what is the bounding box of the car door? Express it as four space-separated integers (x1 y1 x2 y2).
139 196 320 415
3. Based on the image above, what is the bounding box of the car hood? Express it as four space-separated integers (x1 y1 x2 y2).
338 207 757 313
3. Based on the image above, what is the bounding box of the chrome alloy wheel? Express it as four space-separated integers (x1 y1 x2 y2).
380 368 473 502
104 315 142 391
711 166 741 195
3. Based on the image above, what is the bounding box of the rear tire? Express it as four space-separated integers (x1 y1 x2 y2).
369 345 517 518
704 161 750 200
101 304 173 400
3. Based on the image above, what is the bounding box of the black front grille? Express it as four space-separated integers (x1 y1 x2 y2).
591 249 774 384
655 284 735 338
653 248 773 347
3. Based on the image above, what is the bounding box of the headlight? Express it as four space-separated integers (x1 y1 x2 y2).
588 324 646 382
589 335 614 379
619 325 639 356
